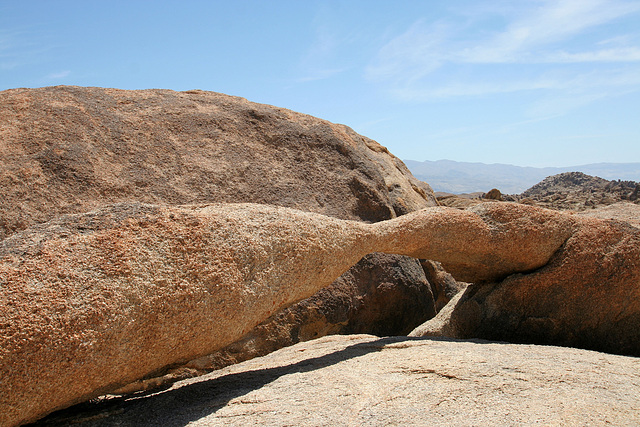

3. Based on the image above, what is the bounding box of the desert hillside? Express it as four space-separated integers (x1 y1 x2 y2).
405 158 640 194
516 171 639 210
436 170 639 212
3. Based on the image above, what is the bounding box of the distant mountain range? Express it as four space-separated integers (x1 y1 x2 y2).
403 159 640 194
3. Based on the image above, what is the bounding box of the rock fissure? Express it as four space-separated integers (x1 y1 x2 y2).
404 368 466 381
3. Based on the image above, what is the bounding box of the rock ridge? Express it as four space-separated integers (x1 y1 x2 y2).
514 171 639 211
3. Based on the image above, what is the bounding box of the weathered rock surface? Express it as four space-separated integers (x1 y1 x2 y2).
0 85 439 384
31 335 640 426
137 253 435 381
1 201 573 425
0 86 436 240
483 188 502 200
577 201 640 228
411 213 640 357
434 191 498 209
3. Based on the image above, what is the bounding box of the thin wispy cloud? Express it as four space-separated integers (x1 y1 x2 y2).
462 0 640 63
296 13 347 83
365 19 450 84
392 65 640 101
353 116 394 133
46 70 71 79
496 113 566 134
366 0 640 108
296 6 369 83
562 133 612 140
526 67 640 116
0 62 19 70
0 30 21 68
0 27 58 73
390 78 560 101
296 67 348 83
542 47 640 63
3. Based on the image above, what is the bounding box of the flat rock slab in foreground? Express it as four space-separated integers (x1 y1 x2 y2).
34 334 640 426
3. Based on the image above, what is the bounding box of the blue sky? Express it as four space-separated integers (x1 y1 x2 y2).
1 0 639 167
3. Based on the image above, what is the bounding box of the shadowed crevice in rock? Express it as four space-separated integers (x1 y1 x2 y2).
420 259 468 313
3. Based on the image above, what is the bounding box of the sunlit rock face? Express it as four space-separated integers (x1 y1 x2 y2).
0 85 442 423
2 200 579 425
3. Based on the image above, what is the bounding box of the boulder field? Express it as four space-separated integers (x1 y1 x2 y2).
515 171 639 210
2 201 575 425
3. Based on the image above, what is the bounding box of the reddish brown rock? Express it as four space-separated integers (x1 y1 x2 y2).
377 203 576 284
185 253 436 374
434 191 497 210
0 203 373 426
577 201 640 228
483 188 502 200
1 201 572 425
0 86 436 240
411 214 640 357
630 183 640 201
0 86 438 382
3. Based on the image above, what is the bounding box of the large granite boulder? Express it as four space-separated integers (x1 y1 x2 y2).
411 208 640 357
0 86 439 390
1 201 572 425
0 86 435 239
